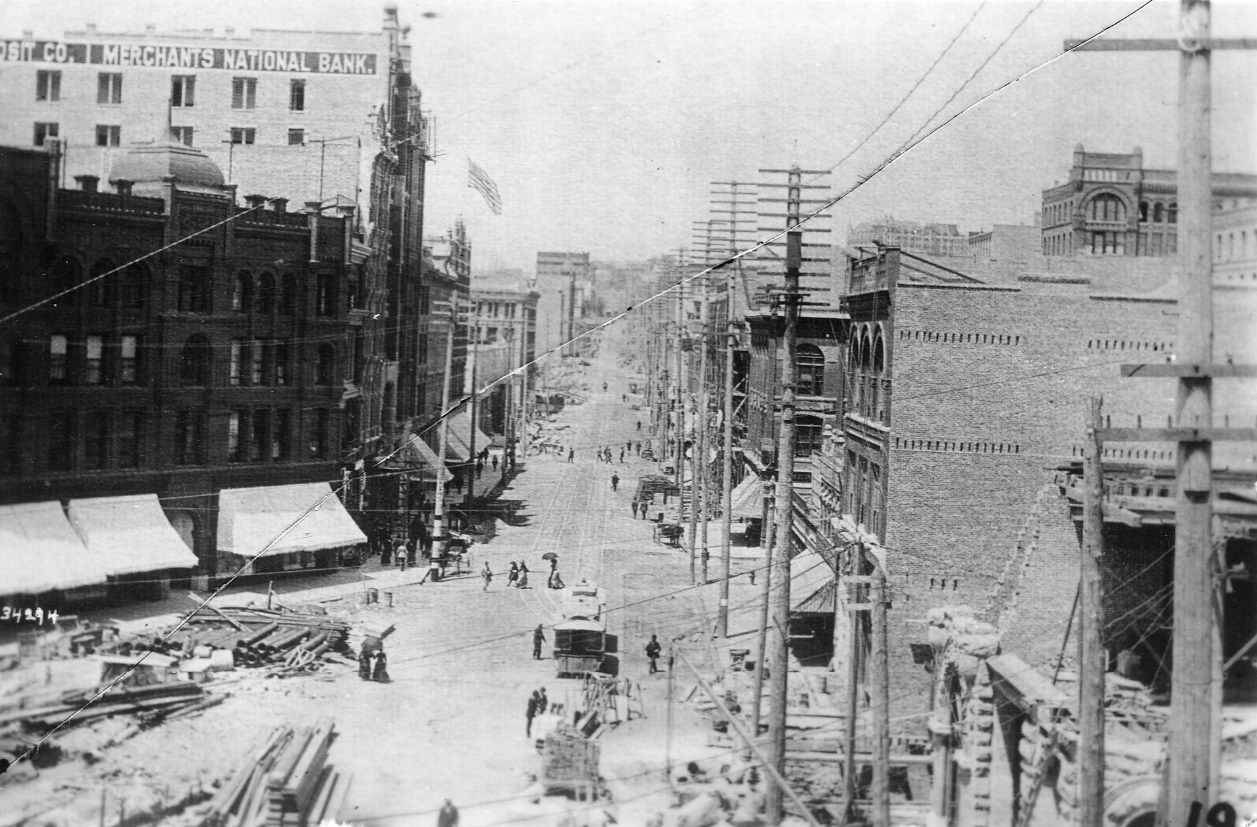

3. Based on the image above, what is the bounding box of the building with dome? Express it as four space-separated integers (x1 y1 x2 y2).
0 140 372 599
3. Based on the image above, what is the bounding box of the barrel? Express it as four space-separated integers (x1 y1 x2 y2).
367 588 379 604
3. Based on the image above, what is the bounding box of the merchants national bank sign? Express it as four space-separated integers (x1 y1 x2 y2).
1 39 377 75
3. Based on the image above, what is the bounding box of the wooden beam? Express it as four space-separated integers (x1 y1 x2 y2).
1096 428 1257 442
787 751 933 765
1120 363 1257 378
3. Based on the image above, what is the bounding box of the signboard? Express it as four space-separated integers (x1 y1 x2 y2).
0 40 376 74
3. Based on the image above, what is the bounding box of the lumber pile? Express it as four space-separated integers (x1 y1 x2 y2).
205 720 350 827
541 728 602 800
162 607 352 675
0 681 209 731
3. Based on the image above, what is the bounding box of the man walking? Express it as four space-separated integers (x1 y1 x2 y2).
437 799 460 827
526 690 540 738
611 473 620 492
482 561 493 591
533 624 546 659
567 448 574 463
646 635 662 673
630 500 639 519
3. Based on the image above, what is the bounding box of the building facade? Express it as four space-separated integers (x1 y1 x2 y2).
848 217 970 258
469 280 539 462
534 251 590 356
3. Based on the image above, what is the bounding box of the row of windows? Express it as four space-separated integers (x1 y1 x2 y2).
31 121 307 149
0 335 338 389
1 407 336 475
33 70 306 111
1215 228 1256 263
1044 196 1180 229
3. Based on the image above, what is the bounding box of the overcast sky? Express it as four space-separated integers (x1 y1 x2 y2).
6 0 1256 272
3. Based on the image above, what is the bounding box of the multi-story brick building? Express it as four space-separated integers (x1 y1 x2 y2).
1041 144 1257 257
848 217 970 259
0 142 367 599
469 278 539 466
534 251 590 356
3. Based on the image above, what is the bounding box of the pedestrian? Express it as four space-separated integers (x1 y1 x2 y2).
371 650 389 682
611 473 619 492
526 690 540 738
482 561 493 591
381 537 393 566
568 448 574 463
358 648 374 680
394 539 408 571
518 561 530 589
619 448 625 463
626 441 632 453
437 799 460 827
645 634 662 673
636 420 641 431
492 454 499 471
537 686 548 715
636 441 642 455
533 624 546 659
631 500 639 519
507 561 519 588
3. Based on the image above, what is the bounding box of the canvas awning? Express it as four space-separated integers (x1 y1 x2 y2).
384 433 453 482
68 494 199 576
790 549 838 614
0 501 111 595
217 483 368 559
448 409 492 458
731 475 764 519
427 409 485 462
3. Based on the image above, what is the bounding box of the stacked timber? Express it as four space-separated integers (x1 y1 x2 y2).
205 721 349 827
0 682 207 732
166 607 351 674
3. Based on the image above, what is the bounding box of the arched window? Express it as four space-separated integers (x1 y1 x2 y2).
858 332 872 417
232 272 253 313
1153 202 1164 223
48 257 80 310
796 344 825 396
795 415 824 458
179 335 211 386
0 337 20 386
87 259 117 307
316 343 335 386
120 263 148 309
280 273 297 315
1139 201 1149 222
257 273 276 314
1087 194 1126 223
872 335 886 422
1168 202 1178 224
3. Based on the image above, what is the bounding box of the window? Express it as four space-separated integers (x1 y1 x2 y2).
274 340 290 386
232 271 253 312
87 259 117 307
176 411 204 465
48 412 74 472
97 72 122 104
227 411 243 461
95 125 121 147
275 409 291 460
36 70 61 101
4 416 22 476
120 264 147 308
257 273 275 314
117 412 140 468
84 412 108 470
49 257 80 310
49 334 68 383
1153 202 1164 223
280 273 297 315
171 75 196 107
1087 194 1126 223
311 409 329 458
250 339 264 385
316 344 335 386
1168 202 1178 224
796 344 825 396
231 77 257 110
316 272 335 316
0 338 20 387
85 335 103 384
171 126 194 146
229 340 243 386
250 409 268 461
288 129 305 146
119 336 138 384
230 128 256 145
179 335 211 386
178 266 209 312
795 415 824 458
33 122 59 147
289 79 305 111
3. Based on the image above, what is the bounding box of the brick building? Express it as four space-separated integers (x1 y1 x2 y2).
534 251 590 356
1041 144 1257 257
0 142 366 599
834 242 1257 735
469 278 539 466
848 217 970 259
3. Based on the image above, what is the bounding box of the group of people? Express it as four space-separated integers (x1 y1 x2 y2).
525 686 550 738
505 560 532 589
629 499 655 520
357 638 389 682
593 441 643 465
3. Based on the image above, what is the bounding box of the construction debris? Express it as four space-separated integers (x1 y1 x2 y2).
203 720 349 827
155 606 353 676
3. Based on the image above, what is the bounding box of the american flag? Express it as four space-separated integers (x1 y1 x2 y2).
467 158 502 216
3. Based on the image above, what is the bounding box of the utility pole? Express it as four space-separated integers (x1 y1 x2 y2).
1065 7 1257 820
697 268 710 583
431 301 458 561
750 477 775 758
718 260 737 637
1081 399 1107 827
467 317 479 503
764 166 803 824
870 550 891 827
842 556 863 824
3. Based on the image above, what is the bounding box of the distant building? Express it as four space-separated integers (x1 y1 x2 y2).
534 251 590 356
848 217 969 258
1040 144 1257 257
469 279 539 469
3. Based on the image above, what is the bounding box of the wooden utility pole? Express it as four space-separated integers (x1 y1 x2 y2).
1081 398 1107 827
764 166 803 824
842 561 863 824
750 478 775 754
431 301 457 560
697 269 710 583
1064 6 1257 819
870 552 890 827
718 262 736 636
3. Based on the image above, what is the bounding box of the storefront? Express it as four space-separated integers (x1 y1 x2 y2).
0 501 111 607
67 494 199 600
216 482 368 579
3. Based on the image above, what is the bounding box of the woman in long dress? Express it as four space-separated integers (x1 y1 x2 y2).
517 560 530 589
507 561 519 588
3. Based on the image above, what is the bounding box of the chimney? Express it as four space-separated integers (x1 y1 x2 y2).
85 23 97 34
270 197 288 214
306 201 322 263
341 205 356 264
244 194 267 210
74 174 99 193
114 179 134 197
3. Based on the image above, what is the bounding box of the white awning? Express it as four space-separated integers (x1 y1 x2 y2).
383 433 453 482
217 483 367 558
449 409 492 457
790 549 837 614
68 494 199 576
731 475 764 519
0 501 110 595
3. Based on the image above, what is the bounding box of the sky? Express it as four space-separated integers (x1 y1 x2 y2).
5 0 1257 273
